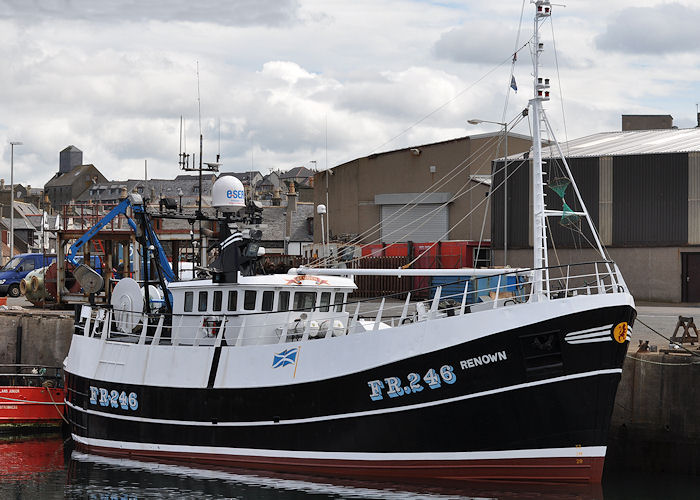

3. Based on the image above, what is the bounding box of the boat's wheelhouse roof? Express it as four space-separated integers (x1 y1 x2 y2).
168 273 357 290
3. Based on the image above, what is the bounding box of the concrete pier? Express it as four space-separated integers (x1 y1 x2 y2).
0 309 74 367
606 351 699 475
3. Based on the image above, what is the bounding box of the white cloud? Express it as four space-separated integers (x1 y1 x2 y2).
596 3 700 54
0 0 699 191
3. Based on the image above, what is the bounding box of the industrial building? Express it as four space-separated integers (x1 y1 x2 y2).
492 122 700 302
313 133 532 248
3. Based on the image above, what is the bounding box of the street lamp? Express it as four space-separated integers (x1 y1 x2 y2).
177 188 183 214
9 141 22 260
468 119 509 266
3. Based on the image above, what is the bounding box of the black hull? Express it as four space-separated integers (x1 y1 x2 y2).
65 304 635 482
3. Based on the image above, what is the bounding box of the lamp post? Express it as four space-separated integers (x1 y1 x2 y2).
468 119 508 266
9 141 22 260
177 188 183 214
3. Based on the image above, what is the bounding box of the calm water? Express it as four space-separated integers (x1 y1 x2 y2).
0 434 695 500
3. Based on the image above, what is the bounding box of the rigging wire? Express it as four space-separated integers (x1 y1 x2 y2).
305 131 516 267
403 150 527 269
500 0 528 123
550 15 571 157
350 42 532 162
307 139 505 268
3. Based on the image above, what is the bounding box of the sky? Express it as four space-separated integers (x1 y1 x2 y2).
2 0 700 188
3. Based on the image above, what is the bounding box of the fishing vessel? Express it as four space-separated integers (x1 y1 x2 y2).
0 364 65 431
64 1 634 483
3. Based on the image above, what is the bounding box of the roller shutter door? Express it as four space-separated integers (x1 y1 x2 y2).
380 204 448 243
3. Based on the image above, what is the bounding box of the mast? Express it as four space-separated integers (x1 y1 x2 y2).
530 0 552 299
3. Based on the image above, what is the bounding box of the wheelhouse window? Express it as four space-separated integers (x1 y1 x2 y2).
334 292 344 312
213 291 222 312
184 291 193 312
319 292 331 312
262 291 274 311
278 291 290 312
228 291 238 311
244 290 257 310
293 292 316 312
198 291 208 312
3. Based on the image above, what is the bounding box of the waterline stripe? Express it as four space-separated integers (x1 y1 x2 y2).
72 434 607 461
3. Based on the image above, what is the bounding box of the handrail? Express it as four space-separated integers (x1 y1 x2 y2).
76 260 629 347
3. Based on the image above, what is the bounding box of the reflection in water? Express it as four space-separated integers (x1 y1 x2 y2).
0 436 696 500
0 433 65 481
66 451 603 500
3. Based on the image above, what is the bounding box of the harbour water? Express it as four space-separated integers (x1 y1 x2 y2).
0 434 695 500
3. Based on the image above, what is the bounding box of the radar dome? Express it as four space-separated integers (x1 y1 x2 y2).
212 175 246 212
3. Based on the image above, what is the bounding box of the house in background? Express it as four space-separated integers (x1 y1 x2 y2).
281 166 314 188
44 146 108 210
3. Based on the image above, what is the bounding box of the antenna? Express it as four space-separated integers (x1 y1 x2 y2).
196 60 202 136
217 117 221 162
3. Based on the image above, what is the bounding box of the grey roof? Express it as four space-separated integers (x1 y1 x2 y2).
219 171 262 184
61 145 82 153
0 215 35 232
13 201 41 218
537 128 700 159
45 164 98 187
280 166 313 179
77 174 216 206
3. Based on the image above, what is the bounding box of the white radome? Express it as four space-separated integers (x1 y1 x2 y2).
212 176 246 212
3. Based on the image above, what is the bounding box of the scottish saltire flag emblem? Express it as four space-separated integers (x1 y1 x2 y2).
272 347 299 368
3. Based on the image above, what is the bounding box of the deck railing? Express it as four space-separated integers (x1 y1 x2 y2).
75 261 628 347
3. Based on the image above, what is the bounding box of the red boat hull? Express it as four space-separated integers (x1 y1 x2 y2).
0 386 65 428
73 441 605 483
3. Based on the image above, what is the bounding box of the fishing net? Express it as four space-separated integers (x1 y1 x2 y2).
548 177 580 228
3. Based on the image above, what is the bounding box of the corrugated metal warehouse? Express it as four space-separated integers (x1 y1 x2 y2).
492 126 700 302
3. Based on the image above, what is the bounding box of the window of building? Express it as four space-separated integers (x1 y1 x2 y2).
244 290 257 310
262 291 274 311
319 292 331 312
278 291 290 312
184 291 193 312
198 291 208 312
213 291 222 312
228 291 237 311
293 292 316 311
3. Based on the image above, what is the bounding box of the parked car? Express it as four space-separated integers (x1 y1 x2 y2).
0 254 57 297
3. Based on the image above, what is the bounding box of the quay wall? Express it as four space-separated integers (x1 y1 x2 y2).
606 351 700 475
0 311 74 367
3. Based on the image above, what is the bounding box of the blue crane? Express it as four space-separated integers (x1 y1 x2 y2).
67 193 175 311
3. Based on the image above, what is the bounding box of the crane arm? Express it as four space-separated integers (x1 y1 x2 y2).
67 198 134 267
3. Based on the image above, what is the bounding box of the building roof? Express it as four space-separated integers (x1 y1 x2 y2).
219 171 263 184
45 164 98 188
77 174 216 206
539 127 700 159
280 166 314 179
335 132 533 169
13 201 41 218
0 214 36 232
